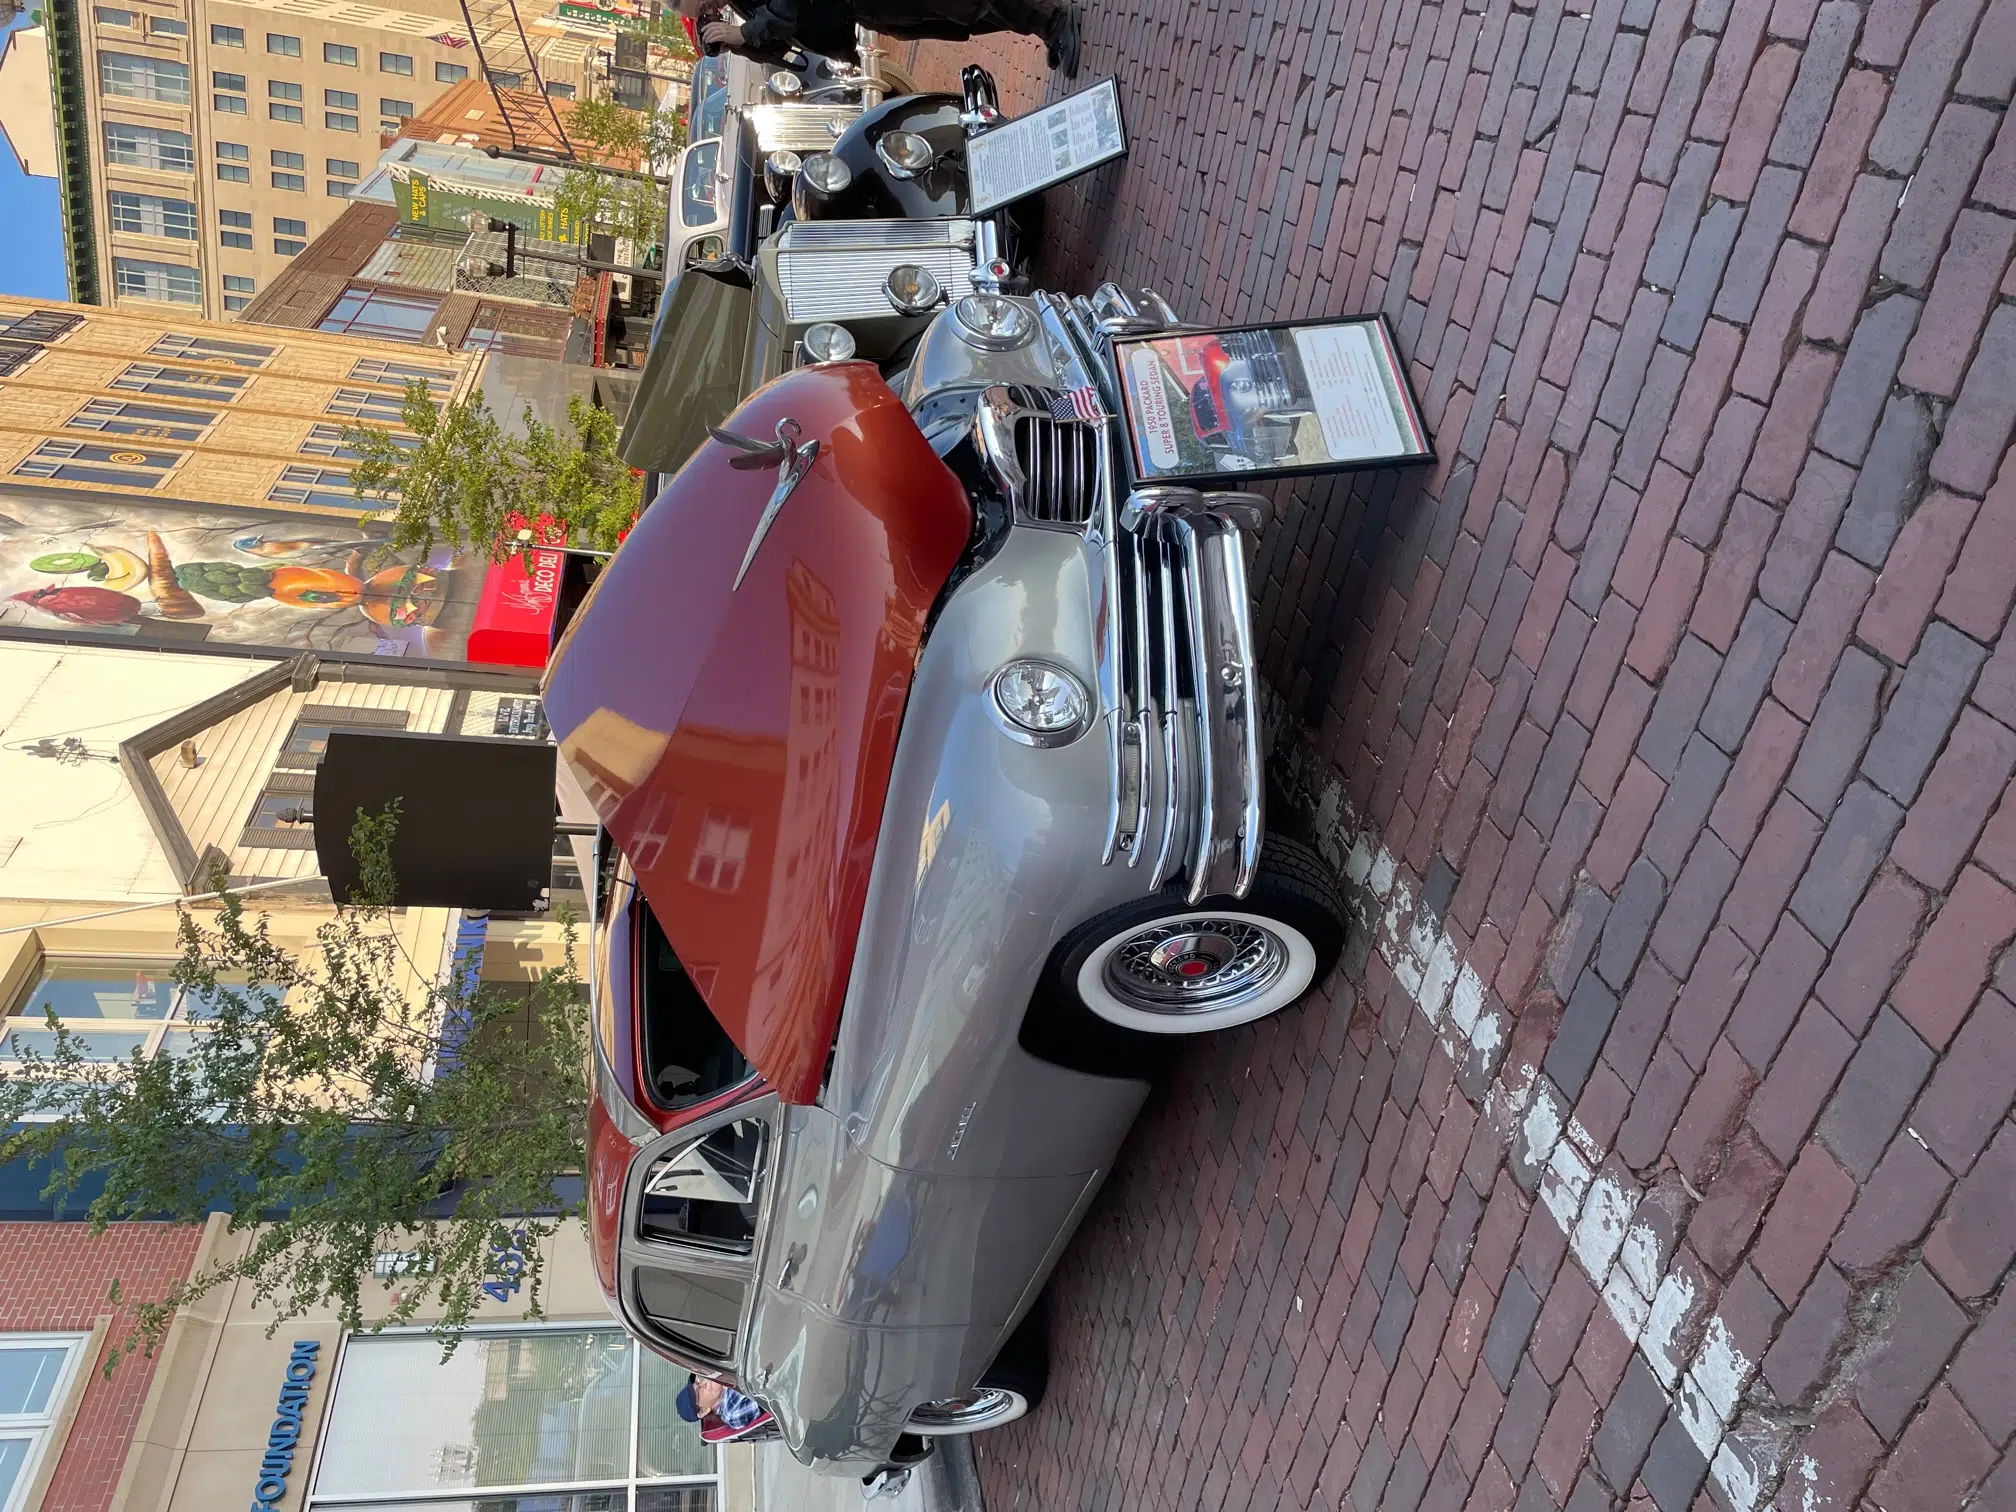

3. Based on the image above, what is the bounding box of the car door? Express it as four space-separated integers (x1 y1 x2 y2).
616 1093 780 1381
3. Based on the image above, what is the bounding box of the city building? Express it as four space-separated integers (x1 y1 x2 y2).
0 1216 749 1511
47 0 603 319
0 17 57 180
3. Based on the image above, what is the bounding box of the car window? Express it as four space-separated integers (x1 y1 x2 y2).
694 87 728 142
681 143 720 227
635 1266 744 1362
640 1117 764 1252
638 898 751 1107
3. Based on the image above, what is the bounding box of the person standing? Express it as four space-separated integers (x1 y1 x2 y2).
679 0 1083 78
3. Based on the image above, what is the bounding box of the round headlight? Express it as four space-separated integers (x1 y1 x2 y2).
883 263 943 316
767 148 802 178
802 322 857 363
764 148 802 202
876 129 935 178
768 69 803 97
990 661 1090 743
798 152 852 195
952 293 1035 350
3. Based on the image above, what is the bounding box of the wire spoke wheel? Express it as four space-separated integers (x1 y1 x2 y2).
1104 918 1290 1013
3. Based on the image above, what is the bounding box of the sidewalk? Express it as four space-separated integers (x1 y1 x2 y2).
756 1437 985 1512
914 4 2016 1511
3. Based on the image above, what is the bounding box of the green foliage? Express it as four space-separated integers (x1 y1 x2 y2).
0 810 592 1363
346 382 641 559
551 96 684 252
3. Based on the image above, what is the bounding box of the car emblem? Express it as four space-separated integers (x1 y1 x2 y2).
710 417 820 590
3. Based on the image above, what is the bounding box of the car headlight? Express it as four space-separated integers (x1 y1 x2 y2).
875 130 935 179
989 660 1090 744
952 293 1035 351
798 152 852 195
768 69 803 97
801 322 856 362
883 263 944 316
764 148 801 202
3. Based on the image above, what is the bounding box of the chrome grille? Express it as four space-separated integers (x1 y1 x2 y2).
773 218 977 323
745 103 863 152
1014 406 1099 526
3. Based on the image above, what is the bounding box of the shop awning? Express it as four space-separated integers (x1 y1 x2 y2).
468 547 565 668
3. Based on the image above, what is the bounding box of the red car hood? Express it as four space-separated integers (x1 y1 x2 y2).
543 363 972 1104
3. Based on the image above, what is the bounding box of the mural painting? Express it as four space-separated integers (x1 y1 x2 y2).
0 488 484 661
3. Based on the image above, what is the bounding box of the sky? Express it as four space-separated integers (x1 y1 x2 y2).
0 9 72 301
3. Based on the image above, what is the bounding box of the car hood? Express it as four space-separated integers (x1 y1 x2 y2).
619 266 756 477
544 362 972 1103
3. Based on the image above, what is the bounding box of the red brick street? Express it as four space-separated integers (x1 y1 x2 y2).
913 4 2015 1510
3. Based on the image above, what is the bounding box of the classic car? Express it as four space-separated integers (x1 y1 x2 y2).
543 262 1350 1478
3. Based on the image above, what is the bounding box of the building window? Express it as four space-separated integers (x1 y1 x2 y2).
688 810 751 892
213 69 245 91
4 966 231 1064
68 397 218 442
214 91 246 113
220 229 251 248
270 149 305 170
105 122 193 173
13 437 181 488
309 1328 718 1509
273 705 409 770
100 51 190 104
148 16 187 37
325 112 357 131
219 207 251 229
324 388 413 422
94 6 136 24
488 69 523 89
379 51 413 75
0 310 82 378
269 79 302 101
348 357 453 392
150 331 274 367
272 174 305 193
112 361 247 400
112 257 200 305
319 288 439 343
435 60 467 82
108 191 197 240
266 462 372 508
324 41 357 66
326 179 351 196
326 158 359 179
269 103 303 124
210 22 243 45
0 1333 88 1492
300 420 417 458
222 274 255 311
546 80 577 99
274 236 306 254
380 97 414 119
214 139 248 181
266 32 299 56
240 776 317 848
323 87 358 109
273 216 306 237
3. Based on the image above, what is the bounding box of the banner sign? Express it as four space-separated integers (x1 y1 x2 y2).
967 77 1126 214
1111 315 1434 486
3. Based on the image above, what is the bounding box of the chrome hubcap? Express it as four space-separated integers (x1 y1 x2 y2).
1106 918 1289 1013
911 1387 1022 1429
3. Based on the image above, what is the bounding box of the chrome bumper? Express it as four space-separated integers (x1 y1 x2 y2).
1032 288 1265 903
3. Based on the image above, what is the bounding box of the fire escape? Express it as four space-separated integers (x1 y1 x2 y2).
457 0 579 162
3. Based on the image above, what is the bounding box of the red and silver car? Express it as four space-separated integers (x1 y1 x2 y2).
543 281 1349 1478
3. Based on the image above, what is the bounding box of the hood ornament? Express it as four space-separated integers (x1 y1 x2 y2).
712 417 820 590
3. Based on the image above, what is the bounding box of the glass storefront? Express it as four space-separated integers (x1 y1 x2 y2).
308 1327 717 1511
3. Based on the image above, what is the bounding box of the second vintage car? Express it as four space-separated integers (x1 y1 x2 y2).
543 251 1351 1480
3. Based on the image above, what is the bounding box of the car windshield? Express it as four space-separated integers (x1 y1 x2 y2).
681 142 720 227
637 896 751 1108
686 58 725 138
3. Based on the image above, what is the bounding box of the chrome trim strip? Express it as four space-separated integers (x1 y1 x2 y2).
1128 517 1153 862
972 386 1026 514
1175 516 1216 903
1087 413 1125 864
1213 514 1263 899
1151 521 1184 890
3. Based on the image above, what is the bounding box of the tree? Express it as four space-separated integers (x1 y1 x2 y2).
0 810 592 1362
346 382 642 559
550 95 685 253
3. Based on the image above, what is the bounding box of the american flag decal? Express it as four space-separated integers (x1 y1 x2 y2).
1050 386 1105 421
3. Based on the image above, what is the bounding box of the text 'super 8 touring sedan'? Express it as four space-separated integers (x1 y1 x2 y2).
543 272 1351 1479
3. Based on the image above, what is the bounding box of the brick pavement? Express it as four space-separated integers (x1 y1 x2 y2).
911 5 2016 1511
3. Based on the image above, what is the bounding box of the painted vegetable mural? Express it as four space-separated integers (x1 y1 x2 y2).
0 491 480 659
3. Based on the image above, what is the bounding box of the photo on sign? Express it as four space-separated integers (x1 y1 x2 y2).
968 77 1127 214
1111 316 1433 487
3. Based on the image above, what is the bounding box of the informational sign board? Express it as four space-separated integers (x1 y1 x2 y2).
1111 315 1434 486
967 77 1127 214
